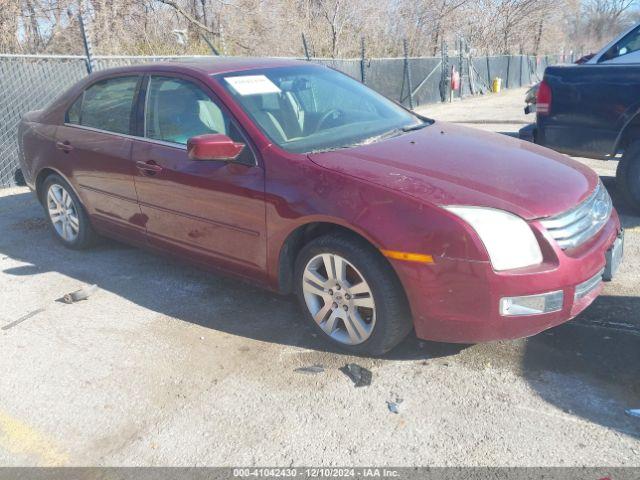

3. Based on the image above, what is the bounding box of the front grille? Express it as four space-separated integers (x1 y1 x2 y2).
540 182 612 250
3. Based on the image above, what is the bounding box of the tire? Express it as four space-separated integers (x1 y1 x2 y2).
42 174 97 249
294 233 412 356
617 140 640 213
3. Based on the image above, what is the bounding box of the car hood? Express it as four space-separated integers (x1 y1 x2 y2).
307 122 598 220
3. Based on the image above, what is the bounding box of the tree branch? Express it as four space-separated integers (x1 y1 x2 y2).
154 0 215 34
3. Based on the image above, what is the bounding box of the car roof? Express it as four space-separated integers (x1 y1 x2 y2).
95 57 319 77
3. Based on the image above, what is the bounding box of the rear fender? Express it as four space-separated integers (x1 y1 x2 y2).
34 166 83 208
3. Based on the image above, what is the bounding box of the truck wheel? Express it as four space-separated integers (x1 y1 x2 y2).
617 141 640 212
294 233 413 356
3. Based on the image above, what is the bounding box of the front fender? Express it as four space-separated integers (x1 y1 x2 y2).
263 148 486 290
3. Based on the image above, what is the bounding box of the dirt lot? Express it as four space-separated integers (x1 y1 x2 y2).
0 87 639 466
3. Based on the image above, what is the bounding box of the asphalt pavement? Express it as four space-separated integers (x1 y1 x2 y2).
0 87 638 466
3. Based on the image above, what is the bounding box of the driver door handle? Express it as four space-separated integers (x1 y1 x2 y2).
136 160 163 176
55 141 74 153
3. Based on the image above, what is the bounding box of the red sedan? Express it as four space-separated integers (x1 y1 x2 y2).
18 58 624 355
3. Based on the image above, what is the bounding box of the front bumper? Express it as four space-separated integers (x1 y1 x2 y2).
394 211 622 343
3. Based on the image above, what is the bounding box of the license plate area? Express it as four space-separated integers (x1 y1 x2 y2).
603 231 624 281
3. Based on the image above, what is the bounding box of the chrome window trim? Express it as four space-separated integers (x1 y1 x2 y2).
63 123 187 150
143 75 151 138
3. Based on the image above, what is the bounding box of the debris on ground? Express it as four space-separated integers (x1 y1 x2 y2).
63 284 99 304
2 308 46 331
340 363 372 387
626 409 640 418
294 365 325 375
386 398 403 414
10 217 47 232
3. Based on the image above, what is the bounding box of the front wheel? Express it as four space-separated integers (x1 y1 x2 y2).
617 141 640 213
294 234 412 356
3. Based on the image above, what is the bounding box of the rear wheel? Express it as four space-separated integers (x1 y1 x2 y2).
617 140 640 212
42 174 96 249
294 233 412 356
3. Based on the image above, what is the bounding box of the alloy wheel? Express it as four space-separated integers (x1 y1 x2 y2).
47 184 80 242
302 253 376 345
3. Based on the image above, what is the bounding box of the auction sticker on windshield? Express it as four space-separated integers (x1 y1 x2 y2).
225 75 281 95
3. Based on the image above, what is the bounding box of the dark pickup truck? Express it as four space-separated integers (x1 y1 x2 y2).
522 64 640 212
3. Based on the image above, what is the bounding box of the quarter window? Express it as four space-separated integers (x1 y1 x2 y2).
69 76 139 134
66 96 82 124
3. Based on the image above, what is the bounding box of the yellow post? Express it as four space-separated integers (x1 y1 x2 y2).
492 77 502 93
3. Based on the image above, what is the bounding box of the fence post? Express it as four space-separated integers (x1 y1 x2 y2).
458 37 463 98
360 36 366 84
78 9 95 74
403 39 413 109
486 55 491 90
200 34 220 55
519 55 523 87
441 41 449 102
505 55 510 89
302 33 311 61
468 48 476 96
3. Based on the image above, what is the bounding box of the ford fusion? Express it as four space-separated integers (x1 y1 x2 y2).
18 58 624 355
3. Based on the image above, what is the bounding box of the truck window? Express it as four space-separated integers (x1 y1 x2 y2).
601 26 640 62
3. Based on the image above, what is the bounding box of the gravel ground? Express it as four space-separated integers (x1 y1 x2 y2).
0 87 638 467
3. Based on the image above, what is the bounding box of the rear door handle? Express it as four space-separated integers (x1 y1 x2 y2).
136 160 163 176
55 141 74 152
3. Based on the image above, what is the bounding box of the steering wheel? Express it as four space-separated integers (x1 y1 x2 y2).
315 109 344 133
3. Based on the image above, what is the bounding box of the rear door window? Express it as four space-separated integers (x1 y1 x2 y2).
69 76 139 134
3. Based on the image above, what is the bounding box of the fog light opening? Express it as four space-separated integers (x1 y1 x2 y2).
500 291 564 316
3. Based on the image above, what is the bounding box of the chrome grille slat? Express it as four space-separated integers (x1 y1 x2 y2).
549 214 595 240
540 192 597 229
540 182 612 250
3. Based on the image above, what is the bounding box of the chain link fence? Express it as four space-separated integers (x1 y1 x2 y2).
1 53 558 187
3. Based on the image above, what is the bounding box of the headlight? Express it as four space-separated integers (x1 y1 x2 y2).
444 206 543 271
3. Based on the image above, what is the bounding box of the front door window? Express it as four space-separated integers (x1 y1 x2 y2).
144 76 254 165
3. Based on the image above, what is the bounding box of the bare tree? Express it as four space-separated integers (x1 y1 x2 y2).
0 0 637 57
583 0 637 43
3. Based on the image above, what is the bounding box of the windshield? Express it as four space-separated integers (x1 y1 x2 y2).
215 65 426 153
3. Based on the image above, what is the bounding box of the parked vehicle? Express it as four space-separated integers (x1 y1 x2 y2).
18 58 624 355
585 22 640 64
520 23 640 211
521 62 640 212
521 23 640 115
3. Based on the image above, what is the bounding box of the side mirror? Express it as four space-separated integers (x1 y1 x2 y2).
187 134 245 161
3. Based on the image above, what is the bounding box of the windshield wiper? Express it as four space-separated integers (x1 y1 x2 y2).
402 121 431 132
309 122 430 153
351 128 403 147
